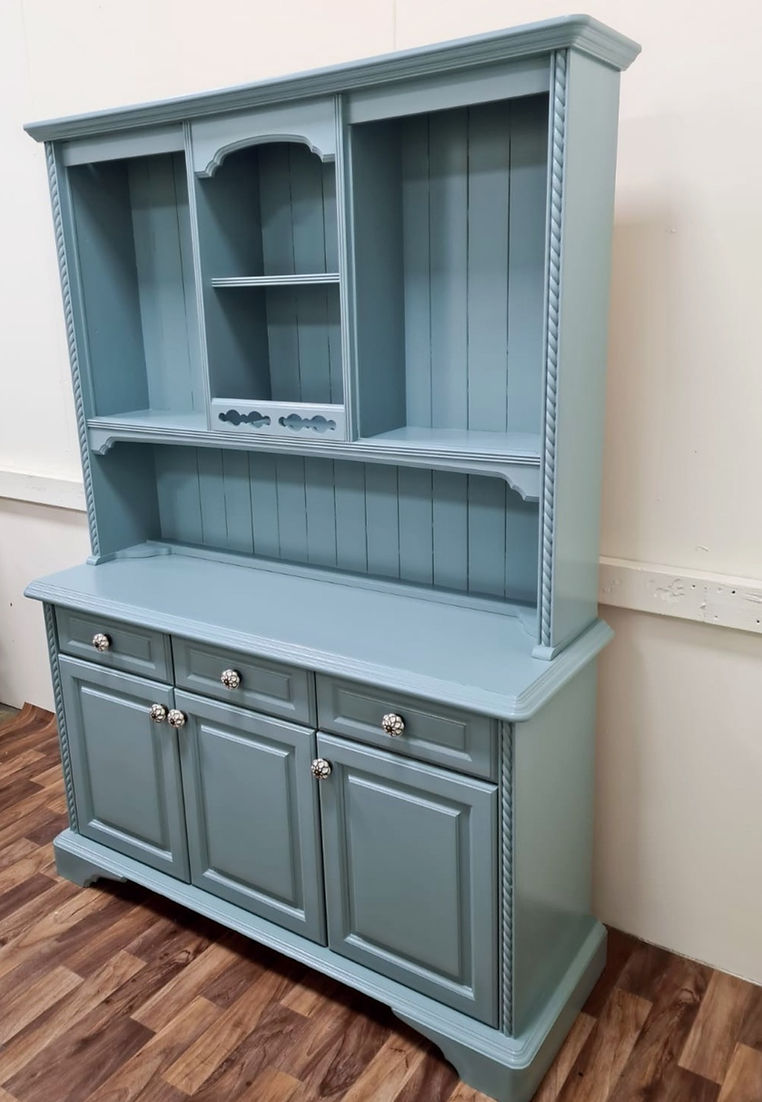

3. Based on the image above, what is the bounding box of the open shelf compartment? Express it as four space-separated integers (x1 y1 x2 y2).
195 141 346 440
68 151 204 422
152 445 539 615
348 93 549 457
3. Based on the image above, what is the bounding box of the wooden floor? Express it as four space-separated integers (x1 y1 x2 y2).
0 702 18 726
0 705 760 1102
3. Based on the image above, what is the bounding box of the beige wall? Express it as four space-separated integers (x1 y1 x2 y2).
1 1 760 983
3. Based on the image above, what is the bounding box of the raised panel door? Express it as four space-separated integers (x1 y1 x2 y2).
176 691 325 943
316 732 498 1024
59 656 188 878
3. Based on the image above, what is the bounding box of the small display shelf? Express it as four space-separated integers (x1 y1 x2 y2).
195 140 345 438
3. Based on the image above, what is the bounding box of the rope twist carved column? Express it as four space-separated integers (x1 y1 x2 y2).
500 723 514 1034
539 50 567 649
45 142 99 557
43 603 78 831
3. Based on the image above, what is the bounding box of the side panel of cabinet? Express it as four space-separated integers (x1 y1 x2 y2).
58 656 189 878
175 691 326 943
317 733 497 1024
544 52 622 650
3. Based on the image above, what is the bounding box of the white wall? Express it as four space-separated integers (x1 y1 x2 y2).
0 501 89 710
1 0 760 983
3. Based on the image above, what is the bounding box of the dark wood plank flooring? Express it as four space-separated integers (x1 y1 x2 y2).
0 704 760 1101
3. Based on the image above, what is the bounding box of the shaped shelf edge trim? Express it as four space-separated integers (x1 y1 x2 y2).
86 420 542 500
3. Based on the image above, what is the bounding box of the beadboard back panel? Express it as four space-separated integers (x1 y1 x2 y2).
351 93 548 440
154 446 538 604
69 152 203 418
197 143 342 406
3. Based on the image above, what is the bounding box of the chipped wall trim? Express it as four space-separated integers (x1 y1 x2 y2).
599 556 762 635
0 468 86 513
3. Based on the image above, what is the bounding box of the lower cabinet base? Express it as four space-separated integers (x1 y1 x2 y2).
53 828 606 1102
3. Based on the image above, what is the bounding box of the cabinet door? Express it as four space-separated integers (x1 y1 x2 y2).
316 733 498 1024
59 656 189 879
175 691 325 943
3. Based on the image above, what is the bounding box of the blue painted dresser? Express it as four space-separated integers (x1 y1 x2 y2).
25 16 639 1100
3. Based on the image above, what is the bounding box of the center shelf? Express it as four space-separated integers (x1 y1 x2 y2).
211 274 340 287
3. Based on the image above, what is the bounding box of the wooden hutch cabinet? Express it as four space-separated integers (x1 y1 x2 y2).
25 16 639 1101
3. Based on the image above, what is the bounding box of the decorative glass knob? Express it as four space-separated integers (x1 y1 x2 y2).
92 632 111 652
220 669 241 689
311 758 332 779
149 703 167 723
167 709 187 728
381 713 405 737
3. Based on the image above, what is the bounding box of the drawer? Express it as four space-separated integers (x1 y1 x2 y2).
315 677 496 780
172 637 315 725
55 607 172 682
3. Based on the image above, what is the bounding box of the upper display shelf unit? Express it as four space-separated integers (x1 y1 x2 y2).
30 14 638 503
29 16 638 654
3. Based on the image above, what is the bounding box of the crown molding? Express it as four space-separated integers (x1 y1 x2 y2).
25 15 640 143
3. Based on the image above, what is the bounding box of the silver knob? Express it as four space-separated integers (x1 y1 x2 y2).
167 709 187 729
220 669 241 689
92 632 111 652
381 713 405 737
149 703 167 723
311 758 332 779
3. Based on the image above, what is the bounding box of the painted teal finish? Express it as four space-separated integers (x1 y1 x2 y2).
61 123 185 166
85 448 163 562
154 446 537 603
55 605 173 682
345 119 406 438
58 657 188 879
347 95 547 442
346 55 549 124
190 97 338 174
195 142 342 409
172 635 315 725
84 418 542 500
316 675 497 780
27 19 640 1102
511 663 599 1036
317 733 498 1025
545 52 622 652
26 552 612 722
68 152 203 418
176 691 326 942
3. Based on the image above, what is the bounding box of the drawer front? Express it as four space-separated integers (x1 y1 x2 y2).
316 677 496 780
55 607 172 682
172 637 315 725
